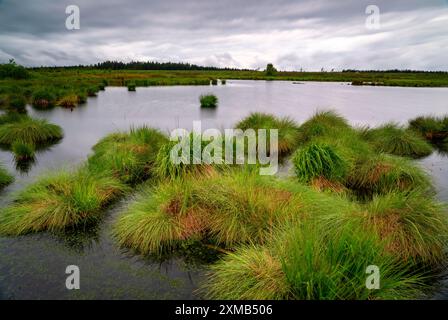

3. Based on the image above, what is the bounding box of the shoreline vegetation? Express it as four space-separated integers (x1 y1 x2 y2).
0 108 447 299
2 60 448 113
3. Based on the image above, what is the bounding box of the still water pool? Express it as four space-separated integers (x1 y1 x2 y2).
1 80 447 299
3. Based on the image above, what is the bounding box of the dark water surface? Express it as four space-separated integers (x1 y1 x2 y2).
1 80 447 299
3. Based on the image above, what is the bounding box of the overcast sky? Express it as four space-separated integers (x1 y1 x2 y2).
0 0 447 70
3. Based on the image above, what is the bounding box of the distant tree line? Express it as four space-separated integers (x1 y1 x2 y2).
28 60 251 71
342 69 448 74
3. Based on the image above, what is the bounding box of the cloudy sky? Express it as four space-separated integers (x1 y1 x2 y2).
0 0 447 70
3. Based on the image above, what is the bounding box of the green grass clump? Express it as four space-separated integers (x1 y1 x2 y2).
57 94 78 108
0 164 14 189
199 94 218 108
0 115 63 146
211 79 218 85
221 79 226 85
346 154 431 197
153 133 216 180
204 221 426 300
297 110 350 143
360 191 448 265
86 86 99 97
32 89 56 109
361 123 433 158
203 245 290 299
7 94 27 113
12 141 35 161
127 82 136 91
114 170 346 254
235 112 300 156
292 143 347 183
0 168 128 235
113 179 203 255
409 115 448 141
88 126 167 184
279 222 425 300
0 112 22 125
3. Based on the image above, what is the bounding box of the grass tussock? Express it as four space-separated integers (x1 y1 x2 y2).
199 94 218 108
12 141 35 161
297 110 350 143
114 169 353 254
0 168 128 235
153 133 219 180
292 143 347 183
409 115 448 141
0 115 63 146
57 94 79 108
32 88 56 109
113 179 205 255
203 246 290 299
0 164 14 189
361 123 433 158
203 221 427 300
88 126 168 184
235 112 300 156
361 191 448 264
346 154 431 197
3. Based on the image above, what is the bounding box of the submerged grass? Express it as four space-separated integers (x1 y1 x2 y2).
361 123 433 158
0 168 128 235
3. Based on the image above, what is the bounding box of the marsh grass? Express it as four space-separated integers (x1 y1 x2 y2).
7 94 27 113
0 168 128 235
203 220 427 300
12 141 35 161
279 222 426 300
235 112 300 156
203 245 290 299
32 88 56 109
346 154 431 197
409 115 448 141
361 123 433 158
86 86 99 97
0 164 13 189
88 126 167 184
0 115 63 146
292 143 347 183
361 191 448 264
127 82 136 91
57 94 78 108
199 94 218 108
114 169 355 255
297 110 350 143
113 179 204 255
153 133 220 180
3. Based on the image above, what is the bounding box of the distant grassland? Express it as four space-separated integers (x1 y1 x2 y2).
1 68 448 112
5 68 448 87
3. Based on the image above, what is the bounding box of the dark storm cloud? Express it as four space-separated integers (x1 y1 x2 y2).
0 0 447 70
